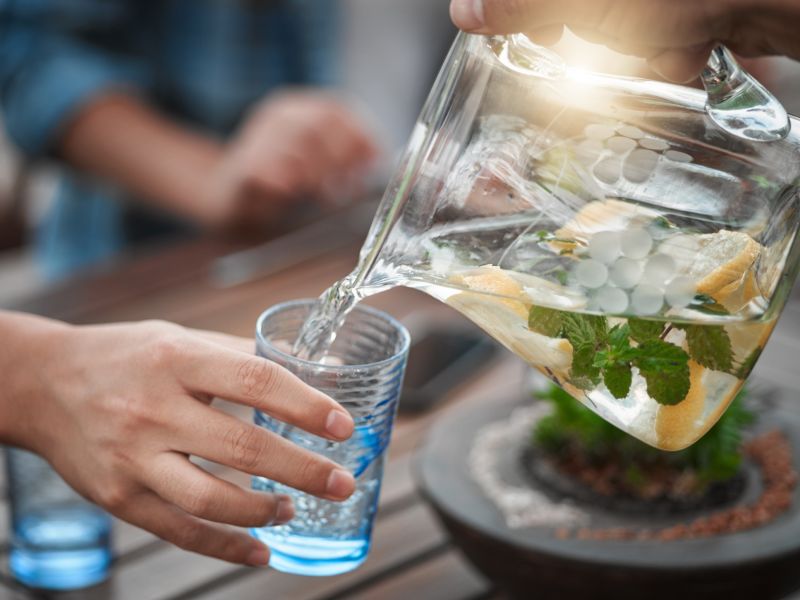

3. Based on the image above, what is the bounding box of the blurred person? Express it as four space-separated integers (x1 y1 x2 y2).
449 0 800 82
0 0 377 280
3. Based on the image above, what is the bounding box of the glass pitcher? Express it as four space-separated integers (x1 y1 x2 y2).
325 33 800 450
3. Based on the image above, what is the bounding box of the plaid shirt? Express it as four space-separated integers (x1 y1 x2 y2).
0 0 339 278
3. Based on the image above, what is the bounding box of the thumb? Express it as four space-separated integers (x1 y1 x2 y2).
451 0 555 34
647 44 714 83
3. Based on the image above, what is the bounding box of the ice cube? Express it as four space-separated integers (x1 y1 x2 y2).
596 286 629 313
588 231 622 264
665 276 696 308
617 125 645 139
593 156 621 184
584 124 616 140
606 136 637 154
642 253 677 285
638 137 670 151
664 150 693 163
631 284 664 315
620 228 653 259
574 259 609 289
609 257 643 289
623 149 659 183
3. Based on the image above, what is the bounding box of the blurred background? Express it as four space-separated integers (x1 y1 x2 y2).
2 1 800 307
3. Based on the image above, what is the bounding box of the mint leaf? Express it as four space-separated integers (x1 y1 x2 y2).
628 318 664 344
561 313 608 349
685 325 733 372
692 294 729 316
528 305 563 337
571 344 602 389
735 346 762 378
634 340 691 405
603 363 633 399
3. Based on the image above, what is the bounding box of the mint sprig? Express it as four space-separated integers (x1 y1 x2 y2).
683 324 733 372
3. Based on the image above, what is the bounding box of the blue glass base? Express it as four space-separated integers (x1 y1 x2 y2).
10 508 111 590
250 529 368 576
10 546 111 590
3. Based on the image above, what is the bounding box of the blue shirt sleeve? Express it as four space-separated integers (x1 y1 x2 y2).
0 4 145 157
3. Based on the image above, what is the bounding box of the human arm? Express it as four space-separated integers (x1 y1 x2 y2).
0 311 356 565
0 4 376 230
449 0 800 82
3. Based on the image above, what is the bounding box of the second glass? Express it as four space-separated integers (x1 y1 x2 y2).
250 300 409 576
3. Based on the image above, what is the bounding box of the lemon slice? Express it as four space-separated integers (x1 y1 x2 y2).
447 266 573 371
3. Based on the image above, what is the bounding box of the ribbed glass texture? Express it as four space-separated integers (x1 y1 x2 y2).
250 300 409 576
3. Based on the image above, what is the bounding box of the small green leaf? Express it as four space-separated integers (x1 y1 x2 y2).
685 325 733 372
561 313 608 350
571 344 602 389
603 363 633 399
735 346 762 378
628 318 664 344
528 305 563 337
691 294 730 316
634 340 691 405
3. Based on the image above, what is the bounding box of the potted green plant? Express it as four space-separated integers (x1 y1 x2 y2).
417 380 800 600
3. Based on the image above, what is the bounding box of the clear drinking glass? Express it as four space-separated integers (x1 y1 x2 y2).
250 300 410 576
5 448 112 590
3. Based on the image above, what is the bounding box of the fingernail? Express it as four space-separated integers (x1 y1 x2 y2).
247 545 270 566
326 469 355 500
274 496 295 524
450 0 484 30
325 410 353 440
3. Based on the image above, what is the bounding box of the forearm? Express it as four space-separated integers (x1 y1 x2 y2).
59 93 224 225
0 311 71 449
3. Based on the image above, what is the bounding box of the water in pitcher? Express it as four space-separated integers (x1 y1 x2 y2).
293 110 795 451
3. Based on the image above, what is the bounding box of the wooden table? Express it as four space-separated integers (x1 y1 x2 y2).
0 217 520 600
2 214 800 600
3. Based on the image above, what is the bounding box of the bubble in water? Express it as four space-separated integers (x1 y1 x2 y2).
665 276 696 308
596 286 629 314
642 253 677 285
631 284 664 315
638 137 670 151
620 228 653 259
584 124 616 141
623 148 659 183
606 136 637 154
609 257 643 289
574 259 609 289
588 231 622 264
618 125 645 139
593 156 622 184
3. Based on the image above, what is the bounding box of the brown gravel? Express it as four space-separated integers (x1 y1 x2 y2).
555 429 797 542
